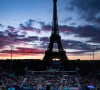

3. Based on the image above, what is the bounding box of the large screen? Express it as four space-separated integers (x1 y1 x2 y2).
7 87 15 90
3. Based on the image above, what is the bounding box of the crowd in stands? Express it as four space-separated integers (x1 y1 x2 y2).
79 76 100 90
0 71 79 90
0 71 100 90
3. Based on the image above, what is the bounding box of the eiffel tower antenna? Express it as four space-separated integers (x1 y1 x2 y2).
43 0 68 65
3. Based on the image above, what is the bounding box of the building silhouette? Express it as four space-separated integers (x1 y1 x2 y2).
43 0 68 69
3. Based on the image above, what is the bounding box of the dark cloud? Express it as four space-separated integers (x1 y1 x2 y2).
85 15 100 24
77 25 99 36
0 47 45 54
59 25 75 34
0 26 39 50
0 24 4 28
42 24 51 31
16 47 45 54
37 21 45 26
7 26 15 32
40 23 100 50
39 36 100 53
22 36 39 42
64 17 73 22
59 25 100 43
13 36 39 44
0 31 12 48
70 23 77 26
19 19 41 33
0 19 100 56
40 37 49 49
0 19 48 50
6 31 19 40
68 50 91 55
19 19 52 33
19 23 34 31
40 37 49 42
76 25 100 43
62 40 90 50
70 0 100 12
68 0 100 24
62 39 100 55
26 19 35 26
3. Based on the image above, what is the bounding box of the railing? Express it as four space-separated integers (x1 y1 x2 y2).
31 70 77 76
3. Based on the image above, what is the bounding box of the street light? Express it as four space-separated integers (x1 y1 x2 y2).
90 45 96 75
10 45 13 73
90 45 96 60
10 45 13 60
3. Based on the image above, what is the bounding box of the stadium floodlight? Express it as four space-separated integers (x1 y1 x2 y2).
90 45 97 75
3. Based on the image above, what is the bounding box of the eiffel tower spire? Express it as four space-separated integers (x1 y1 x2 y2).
52 0 59 35
43 0 68 65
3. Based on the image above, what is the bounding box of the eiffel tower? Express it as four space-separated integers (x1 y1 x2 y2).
43 0 68 65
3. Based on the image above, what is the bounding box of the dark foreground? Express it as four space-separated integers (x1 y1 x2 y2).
0 59 100 90
0 59 100 75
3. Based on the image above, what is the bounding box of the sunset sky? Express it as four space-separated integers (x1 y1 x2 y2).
0 0 100 60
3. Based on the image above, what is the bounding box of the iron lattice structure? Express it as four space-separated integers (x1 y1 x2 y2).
43 0 68 65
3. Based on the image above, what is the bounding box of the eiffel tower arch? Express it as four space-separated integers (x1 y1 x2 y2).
43 0 68 69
